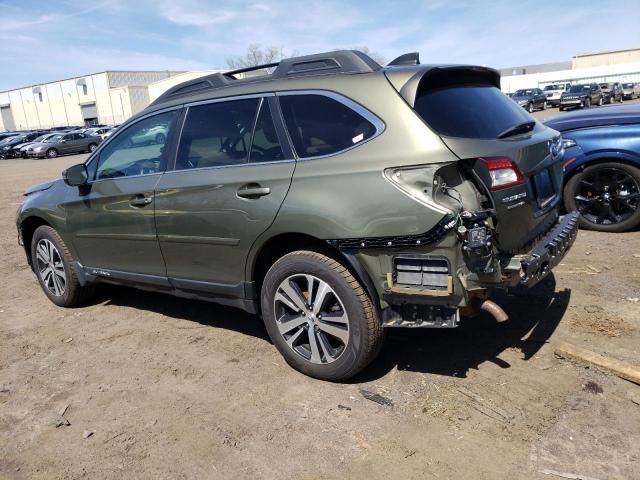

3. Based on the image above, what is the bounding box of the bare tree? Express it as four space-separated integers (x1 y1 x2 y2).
226 44 297 69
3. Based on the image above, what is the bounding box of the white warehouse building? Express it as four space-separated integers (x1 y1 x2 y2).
0 70 184 131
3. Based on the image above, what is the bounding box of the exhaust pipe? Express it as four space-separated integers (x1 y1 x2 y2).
480 300 509 323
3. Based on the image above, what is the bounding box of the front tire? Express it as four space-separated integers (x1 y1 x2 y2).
31 226 93 307
598 97 604 106
584 98 591 108
261 250 384 381
564 162 640 232
88 143 97 152
527 102 534 113
46 148 58 158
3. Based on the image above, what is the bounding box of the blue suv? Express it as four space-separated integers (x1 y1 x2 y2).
545 105 640 232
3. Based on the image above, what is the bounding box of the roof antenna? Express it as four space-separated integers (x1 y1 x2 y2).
388 52 420 66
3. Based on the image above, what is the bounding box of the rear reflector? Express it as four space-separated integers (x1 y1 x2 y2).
479 157 524 191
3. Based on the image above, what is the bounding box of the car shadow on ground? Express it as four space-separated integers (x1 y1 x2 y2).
93 285 270 342
352 275 571 382
91 275 569 382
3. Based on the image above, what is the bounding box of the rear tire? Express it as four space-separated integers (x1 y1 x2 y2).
31 226 94 307
564 162 640 232
261 250 384 381
542 101 547 110
88 143 97 152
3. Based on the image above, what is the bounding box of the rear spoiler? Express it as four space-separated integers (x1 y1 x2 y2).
384 65 501 107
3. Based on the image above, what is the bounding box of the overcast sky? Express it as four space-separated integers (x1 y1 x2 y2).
0 0 638 90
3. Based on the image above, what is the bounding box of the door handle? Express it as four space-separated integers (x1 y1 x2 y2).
237 185 271 199
129 195 153 207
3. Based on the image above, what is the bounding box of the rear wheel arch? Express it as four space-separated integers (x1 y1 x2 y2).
249 232 380 316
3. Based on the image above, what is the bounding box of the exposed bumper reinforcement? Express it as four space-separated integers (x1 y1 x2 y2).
519 210 579 288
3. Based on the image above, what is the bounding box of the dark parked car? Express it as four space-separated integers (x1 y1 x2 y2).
0 131 47 159
559 83 604 110
545 104 640 232
12 133 58 158
16 50 576 380
600 83 623 104
0 132 19 142
26 132 101 158
511 88 547 112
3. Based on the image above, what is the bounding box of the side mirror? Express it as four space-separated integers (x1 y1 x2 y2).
63 163 88 186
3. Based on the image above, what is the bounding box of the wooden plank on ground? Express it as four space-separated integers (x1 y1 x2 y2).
554 342 640 386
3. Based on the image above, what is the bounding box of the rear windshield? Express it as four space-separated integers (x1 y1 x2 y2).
413 85 532 139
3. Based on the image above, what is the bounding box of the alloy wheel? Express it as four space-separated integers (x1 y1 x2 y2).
35 239 67 296
575 167 640 226
273 274 349 365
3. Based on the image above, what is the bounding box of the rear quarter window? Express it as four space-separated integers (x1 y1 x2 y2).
413 86 533 139
279 94 378 158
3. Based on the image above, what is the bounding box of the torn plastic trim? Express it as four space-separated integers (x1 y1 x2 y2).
326 214 456 250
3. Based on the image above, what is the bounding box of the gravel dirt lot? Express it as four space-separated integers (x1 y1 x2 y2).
1 149 639 479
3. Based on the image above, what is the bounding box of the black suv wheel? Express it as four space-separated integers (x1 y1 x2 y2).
31 226 93 307
564 162 640 232
261 251 384 381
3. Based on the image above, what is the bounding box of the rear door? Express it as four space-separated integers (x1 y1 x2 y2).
59 134 75 154
391 66 564 252
154 95 295 293
72 133 87 153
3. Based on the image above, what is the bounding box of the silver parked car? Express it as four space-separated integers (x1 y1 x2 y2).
622 82 640 100
26 132 102 159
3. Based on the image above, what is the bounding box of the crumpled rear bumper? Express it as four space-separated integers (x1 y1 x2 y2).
519 211 579 288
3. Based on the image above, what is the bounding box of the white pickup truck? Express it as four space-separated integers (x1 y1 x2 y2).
542 83 570 107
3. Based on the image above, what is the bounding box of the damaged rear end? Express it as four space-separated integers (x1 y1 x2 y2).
378 64 578 325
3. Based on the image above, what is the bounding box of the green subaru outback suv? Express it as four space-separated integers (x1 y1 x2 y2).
16 50 578 380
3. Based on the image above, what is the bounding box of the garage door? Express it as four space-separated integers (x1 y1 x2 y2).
1 106 15 131
80 103 98 119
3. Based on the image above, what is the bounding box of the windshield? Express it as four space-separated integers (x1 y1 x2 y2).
569 85 590 93
34 134 54 142
623 83 634 88
0 136 18 145
543 85 559 91
513 89 533 96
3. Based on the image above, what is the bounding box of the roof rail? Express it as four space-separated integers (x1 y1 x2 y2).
152 50 382 105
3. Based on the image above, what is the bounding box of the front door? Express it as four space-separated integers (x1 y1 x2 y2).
154 97 295 291
64 109 179 278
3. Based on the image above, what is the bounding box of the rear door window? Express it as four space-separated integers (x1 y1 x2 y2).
413 86 533 139
279 94 377 158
